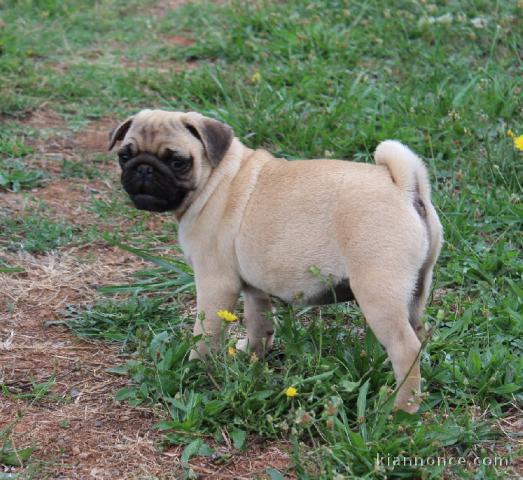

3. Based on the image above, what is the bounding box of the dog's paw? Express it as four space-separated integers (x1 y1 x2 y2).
236 338 250 352
188 349 201 361
189 342 210 361
393 390 421 414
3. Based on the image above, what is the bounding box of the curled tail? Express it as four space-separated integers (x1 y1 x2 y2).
375 140 444 339
375 140 429 198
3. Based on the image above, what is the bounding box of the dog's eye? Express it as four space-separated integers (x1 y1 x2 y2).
118 150 132 163
172 159 186 168
167 152 192 170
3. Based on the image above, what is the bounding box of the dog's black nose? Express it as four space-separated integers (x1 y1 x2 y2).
136 164 153 177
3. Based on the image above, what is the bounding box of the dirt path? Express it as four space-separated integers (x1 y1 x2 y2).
0 109 175 477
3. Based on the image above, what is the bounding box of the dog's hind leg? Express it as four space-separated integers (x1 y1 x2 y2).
237 285 274 356
408 210 443 342
375 140 443 343
349 272 423 413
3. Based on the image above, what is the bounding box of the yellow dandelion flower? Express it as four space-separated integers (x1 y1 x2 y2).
216 310 238 322
228 346 236 356
285 386 298 398
514 134 523 151
250 71 261 84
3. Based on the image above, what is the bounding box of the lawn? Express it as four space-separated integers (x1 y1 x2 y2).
0 0 522 478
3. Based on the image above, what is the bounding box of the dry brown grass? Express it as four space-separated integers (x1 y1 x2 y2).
0 242 293 478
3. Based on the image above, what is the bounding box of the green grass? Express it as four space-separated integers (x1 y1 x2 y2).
0 128 43 191
0 158 44 191
1 0 522 478
0 214 79 253
59 158 102 179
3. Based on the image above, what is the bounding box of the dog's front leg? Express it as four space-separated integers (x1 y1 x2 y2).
189 274 240 360
236 286 274 356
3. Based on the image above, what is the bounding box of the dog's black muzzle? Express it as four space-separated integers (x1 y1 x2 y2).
120 153 185 212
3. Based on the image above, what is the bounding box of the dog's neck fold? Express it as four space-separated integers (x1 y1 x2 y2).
175 138 253 223
176 141 278 268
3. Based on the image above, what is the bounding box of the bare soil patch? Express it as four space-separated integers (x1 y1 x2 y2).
146 0 226 20
0 178 117 227
73 117 118 153
21 108 67 130
33 179 111 213
0 247 167 478
2 179 107 212
165 34 196 47
11 108 118 179
33 115 116 160
0 247 145 318
148 0 194 18
119 57 200 73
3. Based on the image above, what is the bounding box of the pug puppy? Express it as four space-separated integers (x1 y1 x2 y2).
109 109 443 413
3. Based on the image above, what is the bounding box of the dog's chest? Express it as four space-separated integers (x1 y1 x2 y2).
176 227 193 267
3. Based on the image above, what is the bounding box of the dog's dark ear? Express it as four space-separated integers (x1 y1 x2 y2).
183 114 233 166
108 116 134 151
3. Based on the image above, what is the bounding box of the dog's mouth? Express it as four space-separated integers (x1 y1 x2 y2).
123 175 191 213
130 193 170 212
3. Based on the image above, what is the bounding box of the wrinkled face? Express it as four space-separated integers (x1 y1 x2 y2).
109 110 233 213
